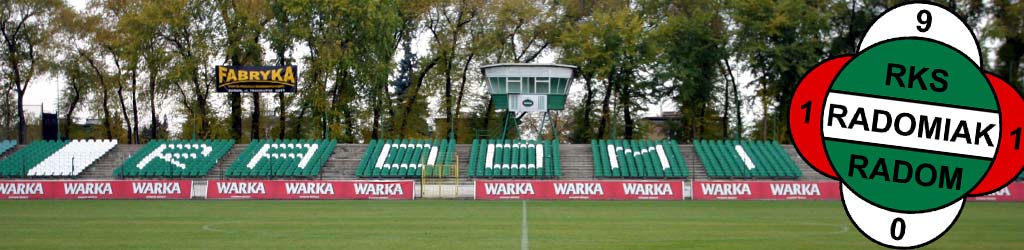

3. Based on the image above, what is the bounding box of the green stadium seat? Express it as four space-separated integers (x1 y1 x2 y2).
467 139 558 178
115 140 235 178
590 140 688 179
356 139 455 178
693 140 802 179
224 139 334 178
0 140 119 177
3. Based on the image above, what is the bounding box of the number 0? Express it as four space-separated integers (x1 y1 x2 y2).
891 217 906 240
917 10 932 32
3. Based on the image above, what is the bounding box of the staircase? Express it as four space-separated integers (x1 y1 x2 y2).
679 145 707 180
782 145 832 181
319 144 366 180
205 145 248 179
559 144 594 179
78 145 142 179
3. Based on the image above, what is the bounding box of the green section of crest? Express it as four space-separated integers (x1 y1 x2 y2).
830 39 994 111
823 38 994 212
825 140 987 212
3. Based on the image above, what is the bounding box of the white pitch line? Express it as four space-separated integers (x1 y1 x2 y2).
201 222 236 233
521 200 529 250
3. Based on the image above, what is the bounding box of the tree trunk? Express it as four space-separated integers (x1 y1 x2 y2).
117 84 132 143
761 81 768 140
371 97 380 139
727 61 742 139
722 70 730 139
296 105 307 138
581 74 594 140
230 93 242 140
397 57 438 136
251 93 260 140
453 53 475 140
597 72 615 139
8 44 26 143
131 69 140 143
102 87 113 140
192 72 210 138
16 90 25 143
64 78 81 140
620 85 634 139
112 58 132 143
149 68 159 140
482 96 494 136
278 93 286 139
2 85 11 140
85 57 114 139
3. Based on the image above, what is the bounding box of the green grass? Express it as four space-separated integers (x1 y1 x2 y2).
0 200 1021 249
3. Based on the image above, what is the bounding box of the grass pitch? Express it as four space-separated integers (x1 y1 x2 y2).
0 200 1021 249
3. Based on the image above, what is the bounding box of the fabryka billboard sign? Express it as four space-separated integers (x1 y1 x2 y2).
216 65 297 93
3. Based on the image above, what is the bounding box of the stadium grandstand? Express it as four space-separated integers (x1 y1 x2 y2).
224 139 335 178
0 137 830 183
357 139 456 178
5 1 1024 249
114 139 234 178
694 140 802 179
468 139 560 178
592 139 689 178
0 140 116 177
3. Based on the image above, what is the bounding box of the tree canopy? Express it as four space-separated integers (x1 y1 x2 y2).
1 0 1019 144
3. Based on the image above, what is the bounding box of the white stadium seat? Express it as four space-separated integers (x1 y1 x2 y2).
28 139 117 177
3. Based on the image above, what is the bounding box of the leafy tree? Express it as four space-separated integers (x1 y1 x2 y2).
729 0 833 141
216 0 269 142
155 0 219 139
988 0 1023 88
0 0 67 143
648 0 730 141
560 2 655 140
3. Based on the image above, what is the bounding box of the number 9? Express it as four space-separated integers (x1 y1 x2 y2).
917 10 932 32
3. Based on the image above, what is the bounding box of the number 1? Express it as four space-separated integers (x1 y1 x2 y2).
1011 127 1021 150
800 101 812 124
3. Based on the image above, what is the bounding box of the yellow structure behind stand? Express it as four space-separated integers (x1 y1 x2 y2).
420 153 459 198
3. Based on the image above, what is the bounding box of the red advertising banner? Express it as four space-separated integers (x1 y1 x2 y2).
691 180 841 200
474 180 684 200
968 182 1024 202
0 180 192 200
206 180 414 200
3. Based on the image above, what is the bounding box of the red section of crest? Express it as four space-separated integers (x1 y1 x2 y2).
970 74 1024 196
789 56 851 180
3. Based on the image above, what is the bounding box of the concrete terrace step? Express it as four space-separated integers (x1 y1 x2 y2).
78 145 141 179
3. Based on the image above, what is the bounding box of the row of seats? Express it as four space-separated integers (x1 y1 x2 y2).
0 138 818 180
225 139 335 177
28 139 117 177
592 140 689 178
114 140 235 178
356 139 456 178
0 141 68 177
694 140 801 179
0 140 15 156
468 139 560 178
